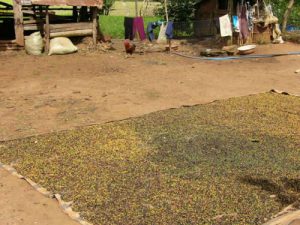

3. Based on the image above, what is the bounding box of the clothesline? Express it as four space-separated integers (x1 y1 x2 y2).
124 16 173 43
219 1 283 44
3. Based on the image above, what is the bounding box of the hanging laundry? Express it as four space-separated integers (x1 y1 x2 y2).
232 16 240 32
124 17 134 40
147 22 156 41
239 4 249 41
219 14 232 37
165 21 174 39
157 23 168 44
133 17 147 41
147 21 163 42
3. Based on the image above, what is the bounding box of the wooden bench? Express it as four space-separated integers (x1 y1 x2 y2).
47 22 93 37
0 40 24 50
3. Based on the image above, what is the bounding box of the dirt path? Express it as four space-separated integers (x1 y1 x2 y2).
1 42 300 141
0 168 80 225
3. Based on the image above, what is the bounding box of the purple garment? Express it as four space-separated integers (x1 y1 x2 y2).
133 17 146 41
239 5 249 40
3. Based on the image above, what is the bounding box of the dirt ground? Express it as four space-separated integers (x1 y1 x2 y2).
0 42 300 141
0 168 80 225
0 41 300 225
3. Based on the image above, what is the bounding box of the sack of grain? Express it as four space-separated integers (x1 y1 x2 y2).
25 32 44 55
48 37 78 56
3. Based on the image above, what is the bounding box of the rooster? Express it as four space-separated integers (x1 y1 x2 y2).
124 39 136 57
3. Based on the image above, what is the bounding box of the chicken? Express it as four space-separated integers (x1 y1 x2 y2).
124 39 136 57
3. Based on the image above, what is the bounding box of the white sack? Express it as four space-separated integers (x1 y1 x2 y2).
48 37 78 56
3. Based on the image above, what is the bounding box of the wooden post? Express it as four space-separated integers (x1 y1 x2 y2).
164 0 168 22
79 6 88 22
164 0 171 53
228 0 233 45
135 0 138 17
72 6 78 22
92 7 98 46
39 6 42 18
13 0 24 46
257 0 259 18
45 6 50 53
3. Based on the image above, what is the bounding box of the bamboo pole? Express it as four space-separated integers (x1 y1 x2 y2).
164 0 171 53
135 0 138 17
92 7 98 45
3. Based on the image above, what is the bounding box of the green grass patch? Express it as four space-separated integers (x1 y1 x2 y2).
0 0 12 4
1 93 300 225
100 15 161 39
109 1 160 17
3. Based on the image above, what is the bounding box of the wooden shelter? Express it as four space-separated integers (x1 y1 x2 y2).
194 0 258 36
11 0 103 50
194 0 276 44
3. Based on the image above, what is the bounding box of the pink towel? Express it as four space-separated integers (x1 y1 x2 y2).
133 17 146 41
239 5 249 40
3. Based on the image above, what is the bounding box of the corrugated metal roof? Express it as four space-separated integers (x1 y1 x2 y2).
31 0 103 7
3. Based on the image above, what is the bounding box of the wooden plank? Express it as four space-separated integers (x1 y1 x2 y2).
21 0 32 5
31 0 103 7
50 29 92 37
0 40 17 44
0 43 18 47
0 45 24 50
22 10 55 15
49 7 74 10
0 40 24 51
50 26 92 32
23 19 44 25
49 22 92 29
13 0 24 46
24 24 43 31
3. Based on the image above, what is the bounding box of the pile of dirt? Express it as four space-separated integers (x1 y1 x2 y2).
0 93 299 225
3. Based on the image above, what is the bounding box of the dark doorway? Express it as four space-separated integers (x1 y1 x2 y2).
0 1 15 40
218 0 228 10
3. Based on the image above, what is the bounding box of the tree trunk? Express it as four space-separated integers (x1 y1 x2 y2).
282 0 295 32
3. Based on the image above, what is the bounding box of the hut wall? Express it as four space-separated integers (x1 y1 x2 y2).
194 0 218 37
194 0 237 37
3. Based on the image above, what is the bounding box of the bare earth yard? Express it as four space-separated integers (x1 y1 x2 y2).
0 42 300 225
0 43 300 141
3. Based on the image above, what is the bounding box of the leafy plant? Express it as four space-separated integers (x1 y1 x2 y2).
266 0 300 26
155 0 203 22
101 0 116 15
